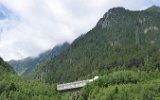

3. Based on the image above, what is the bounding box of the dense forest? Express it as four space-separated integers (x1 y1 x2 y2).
31 6 160 84
0 57 62 99
1 6 160 100
0 57 15 75
79 70 160 100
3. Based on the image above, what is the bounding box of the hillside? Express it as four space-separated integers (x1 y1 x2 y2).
1 5 160 100
0 57 15 74
8 42 70 76
31 6 160 84
79 70 160 100
0 57 61 99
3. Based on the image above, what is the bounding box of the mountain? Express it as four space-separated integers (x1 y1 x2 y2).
0 57 14 74
0 56 60 99
8 42 70 76
147 5 160 12
1 6 160 100
30 6 160 84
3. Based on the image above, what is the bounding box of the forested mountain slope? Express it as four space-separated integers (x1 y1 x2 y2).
78 70 160 100
0 57 60 99
8 42 70 76
31 6 160 84
0 57 15 74
1 6 160 100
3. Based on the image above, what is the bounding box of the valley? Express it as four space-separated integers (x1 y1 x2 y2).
1 5 160 100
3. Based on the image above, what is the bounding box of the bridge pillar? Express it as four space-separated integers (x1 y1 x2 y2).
69 91 80 100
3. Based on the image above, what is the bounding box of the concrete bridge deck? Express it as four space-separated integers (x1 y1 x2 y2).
57 76 99 91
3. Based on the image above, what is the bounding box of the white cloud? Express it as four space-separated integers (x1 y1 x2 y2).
0 0 158 61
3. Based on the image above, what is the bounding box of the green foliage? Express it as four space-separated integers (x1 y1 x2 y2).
1 6 160 100
0 57 15 75
78 84 94 100
79 70 160 100
31 6 160 84
0 74 60 100
0 57 61 99
93 70 140 87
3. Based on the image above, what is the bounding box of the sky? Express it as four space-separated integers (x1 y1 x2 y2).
0 0 159 61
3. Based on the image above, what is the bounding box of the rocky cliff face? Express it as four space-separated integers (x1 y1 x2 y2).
97 7 127 28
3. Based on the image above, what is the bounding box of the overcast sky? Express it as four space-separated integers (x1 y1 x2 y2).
0 0 159 61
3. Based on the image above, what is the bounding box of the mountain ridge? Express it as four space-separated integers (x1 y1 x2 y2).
29 6 160 84
8 42 70 76
147 5 160 12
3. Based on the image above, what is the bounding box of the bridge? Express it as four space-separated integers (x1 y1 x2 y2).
57 76 99 91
